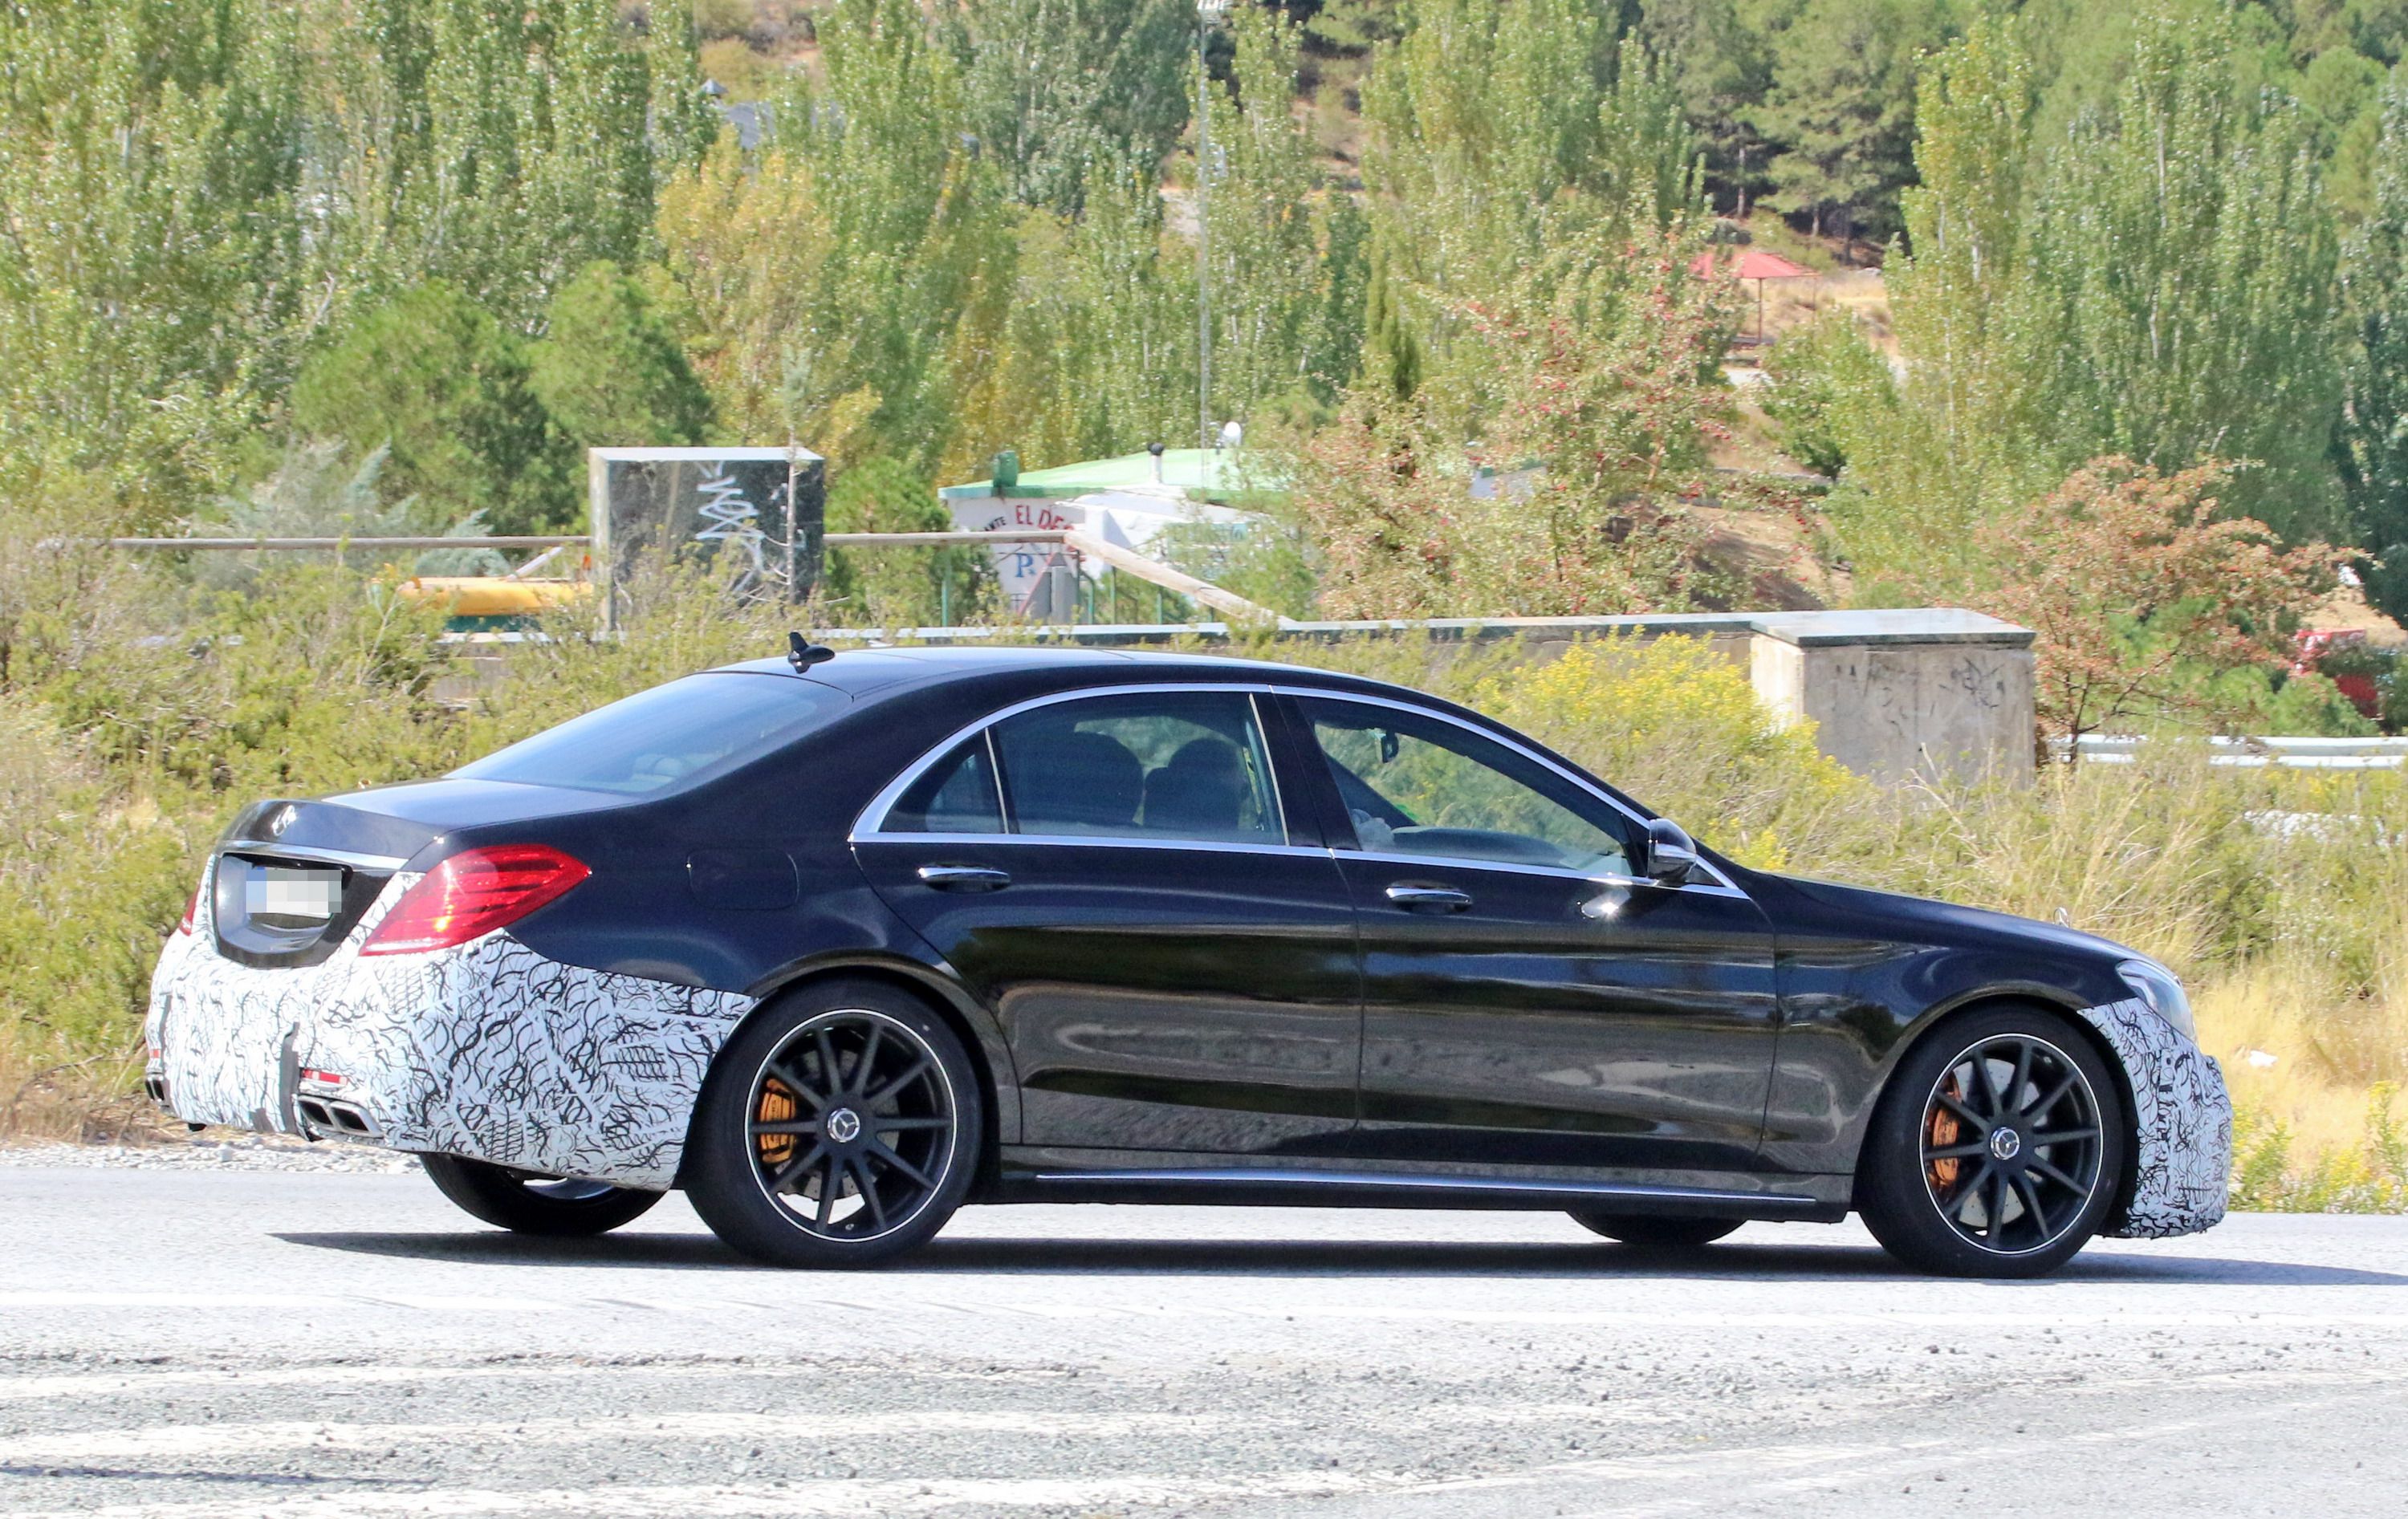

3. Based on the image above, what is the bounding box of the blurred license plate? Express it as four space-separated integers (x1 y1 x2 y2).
248 866 344 927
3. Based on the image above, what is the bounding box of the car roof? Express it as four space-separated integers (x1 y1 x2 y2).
714 644 1405 700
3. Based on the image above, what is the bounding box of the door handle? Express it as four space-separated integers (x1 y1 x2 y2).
917 864 1011 892
1384 883 1472 913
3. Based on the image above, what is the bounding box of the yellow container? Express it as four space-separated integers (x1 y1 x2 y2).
397 577 592 618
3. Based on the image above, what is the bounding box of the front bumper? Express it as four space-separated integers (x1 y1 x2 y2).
145 875 755 1189
2076 997 2232 1239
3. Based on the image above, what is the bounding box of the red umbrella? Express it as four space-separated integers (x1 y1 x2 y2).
1689 248 1816 342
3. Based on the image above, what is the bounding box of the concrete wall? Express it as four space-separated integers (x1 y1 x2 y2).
820 607 2040 786
1744 612 2035 784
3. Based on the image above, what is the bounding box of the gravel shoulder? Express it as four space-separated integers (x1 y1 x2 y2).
0 1136 419 1174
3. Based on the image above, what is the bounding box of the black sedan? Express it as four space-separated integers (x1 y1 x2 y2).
146 643 2230 1277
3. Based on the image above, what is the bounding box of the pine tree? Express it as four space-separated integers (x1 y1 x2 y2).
1751 0 1954 245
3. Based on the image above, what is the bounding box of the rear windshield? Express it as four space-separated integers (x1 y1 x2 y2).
454 672 848 795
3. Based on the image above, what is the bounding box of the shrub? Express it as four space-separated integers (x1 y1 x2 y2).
1955 458 2341 744
291 282 576 537
1471 637 1867 871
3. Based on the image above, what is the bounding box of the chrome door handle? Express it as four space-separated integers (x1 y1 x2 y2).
917 864 1011 892
1385 883 1472 913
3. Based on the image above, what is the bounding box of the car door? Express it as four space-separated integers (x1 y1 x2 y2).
851 686 1361 1156
1286 692 1780 1175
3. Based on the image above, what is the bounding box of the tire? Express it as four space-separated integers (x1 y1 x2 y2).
420 1152 663 1237
1858 1005 2127 1278
1568 1212 1743 1249
684 979 982 1269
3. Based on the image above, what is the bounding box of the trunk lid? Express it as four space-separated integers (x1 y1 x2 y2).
207 782 629 967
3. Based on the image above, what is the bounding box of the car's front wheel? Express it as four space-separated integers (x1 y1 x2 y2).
685 981 982 1268
1858 1006 2127 1277
420 1153 664 1236
1568 1212 1743 1250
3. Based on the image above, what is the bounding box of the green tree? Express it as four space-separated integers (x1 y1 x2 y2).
290 281 573 535
1202 4 1332 425
1751 0 1955 244
1638 0 1791 213
1360 238 1424 402
2021 6 2345 543
0 0 312 514
763 0 1011 471
952 0 1194 215
646 0 725 177
2339 66 2408 617
1361 0 1624 305
1824 10 2350 595
820 457 985 625
1298 221 1739 618
528 261 714 449
1361 8 1701 442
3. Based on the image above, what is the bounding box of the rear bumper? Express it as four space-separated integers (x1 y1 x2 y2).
2076 997 2232 1240
145 875 755 1188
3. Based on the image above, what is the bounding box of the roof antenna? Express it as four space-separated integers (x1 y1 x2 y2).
787 631 836 672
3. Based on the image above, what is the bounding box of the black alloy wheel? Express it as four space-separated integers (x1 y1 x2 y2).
1567 1212 1743 1250
685 981 982 1268
420 1152 664 1236
1859 1007 2126 1277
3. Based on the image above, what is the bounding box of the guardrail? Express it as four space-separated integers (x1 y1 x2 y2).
2069 735 2408 769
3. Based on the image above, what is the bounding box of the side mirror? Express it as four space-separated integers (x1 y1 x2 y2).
1643 818 1700 886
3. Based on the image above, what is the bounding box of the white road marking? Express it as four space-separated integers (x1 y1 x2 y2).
0 1471 1385 1517
0 1294 559 1314
0 1359 1068 1404
0 1408 1235 1464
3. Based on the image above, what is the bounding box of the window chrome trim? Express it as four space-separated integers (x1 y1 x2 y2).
1246 692 1289 845
851 679 1749 900
851 681 1291 846
982 727 1009 833
1275 686 1748 898
866 832 1339 860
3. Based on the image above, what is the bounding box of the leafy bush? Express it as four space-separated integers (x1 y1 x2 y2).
291 282 575 537
1938 458 2340 743
1759 311 1894 478
1470 637 1866 871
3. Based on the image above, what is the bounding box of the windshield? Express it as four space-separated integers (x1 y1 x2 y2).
454 672 848 795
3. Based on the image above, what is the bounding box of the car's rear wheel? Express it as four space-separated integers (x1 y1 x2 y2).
1568 1212 1743 1250
420 1153 664 1236
685 981 981 1269
1859 1005 2127 1278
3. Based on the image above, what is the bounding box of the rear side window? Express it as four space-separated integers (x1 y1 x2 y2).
990 691 1283 844
455 673 848 795
884 737 1005 833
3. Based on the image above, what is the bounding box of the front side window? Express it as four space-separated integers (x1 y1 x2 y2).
990 692 1283 844
1299 697 1632 875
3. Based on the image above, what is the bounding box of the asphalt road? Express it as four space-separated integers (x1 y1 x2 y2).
2 1166 2406 1517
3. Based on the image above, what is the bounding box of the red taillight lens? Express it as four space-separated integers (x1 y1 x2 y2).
359 845 590 956
177 881 201 936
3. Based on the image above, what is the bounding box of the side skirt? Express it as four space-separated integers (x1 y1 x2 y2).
987 1162 1846 1221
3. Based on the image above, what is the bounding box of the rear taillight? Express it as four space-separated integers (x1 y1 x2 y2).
177 881 201 936
359 844 590 956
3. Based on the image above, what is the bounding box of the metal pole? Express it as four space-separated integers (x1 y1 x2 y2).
1197 2 1212 450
